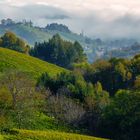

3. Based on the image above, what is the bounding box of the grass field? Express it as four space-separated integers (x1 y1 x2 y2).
0 47 68 79
0 129 107 140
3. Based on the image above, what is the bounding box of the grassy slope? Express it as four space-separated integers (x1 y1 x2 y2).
0 47 67 78
1 129 107 140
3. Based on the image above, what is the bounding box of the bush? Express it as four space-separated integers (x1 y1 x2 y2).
0 115 14 133
100 90 140 140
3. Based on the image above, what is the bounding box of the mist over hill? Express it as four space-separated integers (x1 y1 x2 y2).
1 1 140 40
0 18 139 63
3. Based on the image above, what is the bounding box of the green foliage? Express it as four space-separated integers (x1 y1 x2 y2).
37 71 110 135
0 88 14 132
82 82 110 134
0 71 72 133
134 76 140 89
101 90 140 140
84 58 133 96
0 71 37 130
0 32 29 54
0 115 14 133
38 71 94 101
30 34 87 68
0 88 12 109
0 30 140 140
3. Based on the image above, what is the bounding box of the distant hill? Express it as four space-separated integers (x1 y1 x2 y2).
0 19 89 46
0 19 139 63
0 19 96 62
0 47 67 79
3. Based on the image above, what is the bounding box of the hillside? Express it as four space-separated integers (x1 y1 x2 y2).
0 47 67 78
0 21 96 62
0 23 88 46
0 21 139 63
0 24 53 45
0 129 107 140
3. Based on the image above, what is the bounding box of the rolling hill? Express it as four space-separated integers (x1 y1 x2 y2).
0 23 88 46
0 21 97 62
0 47 67 79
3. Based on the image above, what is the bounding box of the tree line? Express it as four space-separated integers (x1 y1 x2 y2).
30 34 87 68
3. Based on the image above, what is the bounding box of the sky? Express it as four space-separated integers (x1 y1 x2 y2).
0 0 140 39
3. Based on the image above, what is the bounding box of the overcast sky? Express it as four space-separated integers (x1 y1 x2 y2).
0 0 140 39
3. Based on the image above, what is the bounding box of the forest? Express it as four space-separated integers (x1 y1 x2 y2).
0 31 139 140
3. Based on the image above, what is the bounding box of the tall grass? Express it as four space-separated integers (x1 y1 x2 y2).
2 129 108 140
